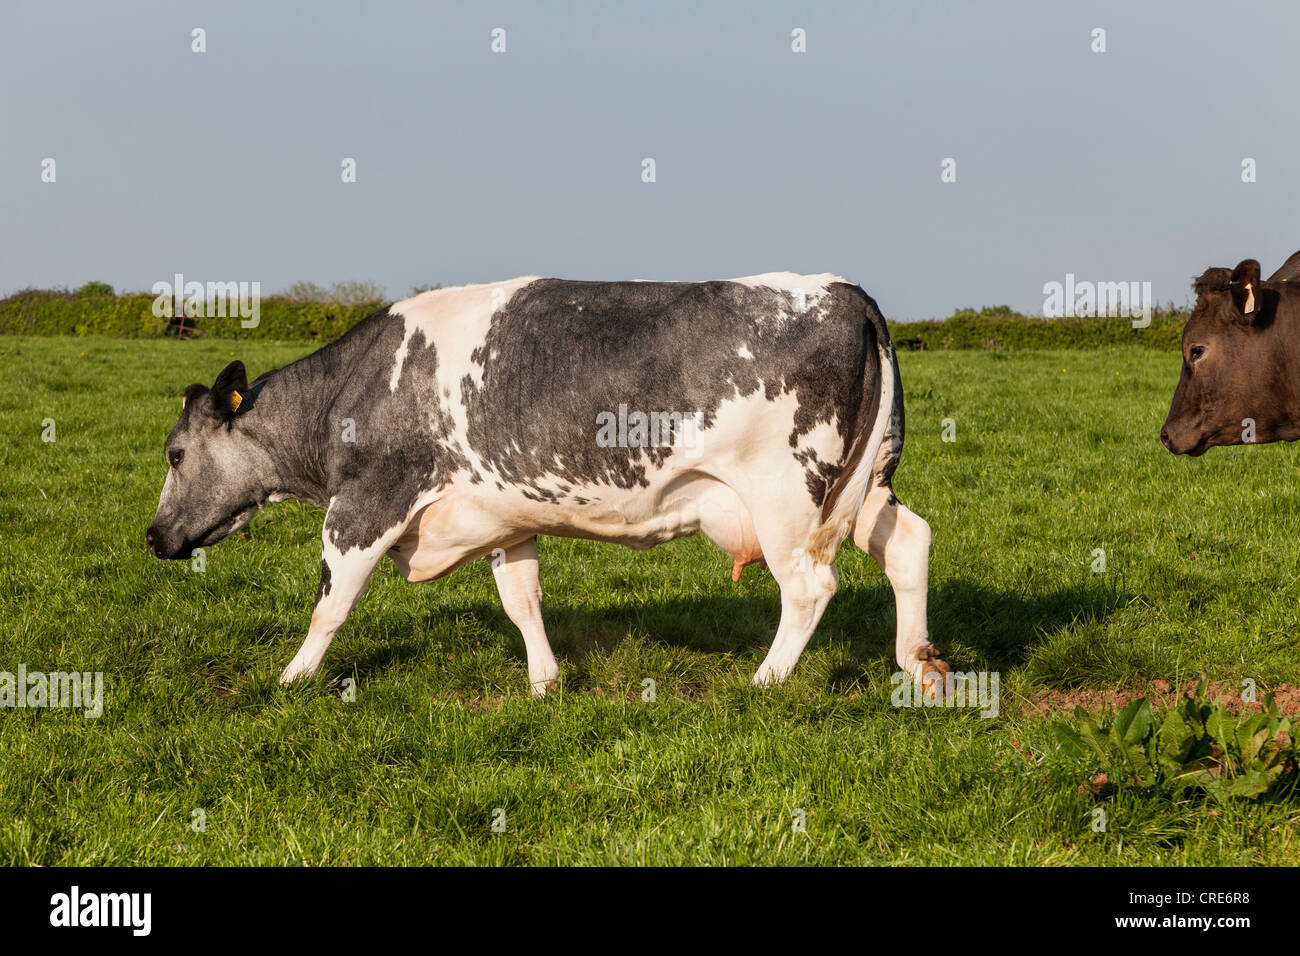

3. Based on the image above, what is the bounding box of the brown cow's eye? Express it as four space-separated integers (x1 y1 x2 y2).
1188 346 1206 361
168 449 184 467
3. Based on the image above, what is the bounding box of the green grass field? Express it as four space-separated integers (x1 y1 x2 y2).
1 335 1298 865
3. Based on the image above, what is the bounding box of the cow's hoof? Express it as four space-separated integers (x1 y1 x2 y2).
914 646 951 699
279 665 309 685
529 679 558 698
529 668 561 698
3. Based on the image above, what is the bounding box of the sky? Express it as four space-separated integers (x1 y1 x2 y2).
2 0 1298 319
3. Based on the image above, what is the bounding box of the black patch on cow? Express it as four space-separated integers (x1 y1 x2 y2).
322 319 470 552
315 559 332 604
870 340 906 491
460 279 888 509
215 306 472 555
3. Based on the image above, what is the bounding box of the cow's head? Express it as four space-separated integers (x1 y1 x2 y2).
146 360 271 559
1161 258 1299 456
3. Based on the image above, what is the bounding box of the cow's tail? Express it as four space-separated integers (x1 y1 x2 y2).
807 312 896 564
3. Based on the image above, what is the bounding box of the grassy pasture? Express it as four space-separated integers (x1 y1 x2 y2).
0 335 1297 865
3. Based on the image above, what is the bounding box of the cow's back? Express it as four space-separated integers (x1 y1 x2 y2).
401 276 885 496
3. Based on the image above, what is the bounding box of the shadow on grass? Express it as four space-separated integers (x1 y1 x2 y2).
333 575 1133 688
926 577 1134 670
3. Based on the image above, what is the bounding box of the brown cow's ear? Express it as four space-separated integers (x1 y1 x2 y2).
1267 251 1300 283
210 360 248 419
1229 259 1262 318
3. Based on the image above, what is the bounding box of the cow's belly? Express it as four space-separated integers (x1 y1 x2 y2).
469 386 844 566
389 473 765 582
529 476 761 558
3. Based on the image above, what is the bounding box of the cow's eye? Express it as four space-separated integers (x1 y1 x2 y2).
168 449 184 467
1188 345 1206 362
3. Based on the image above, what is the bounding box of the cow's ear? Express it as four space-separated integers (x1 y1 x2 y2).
210 361 248 419
1268 251 1300 283
181 383 208 410
1229 259 1262 319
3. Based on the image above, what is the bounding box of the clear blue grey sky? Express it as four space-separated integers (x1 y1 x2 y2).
3 0 1297 318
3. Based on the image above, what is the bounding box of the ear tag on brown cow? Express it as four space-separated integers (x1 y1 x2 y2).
229 390 243 412
1244 285 1255 313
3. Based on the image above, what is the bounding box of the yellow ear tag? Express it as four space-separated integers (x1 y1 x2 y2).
229 390 243 412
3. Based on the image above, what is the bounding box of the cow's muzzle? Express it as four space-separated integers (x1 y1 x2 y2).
1160 426 1206 456
145 525 189 559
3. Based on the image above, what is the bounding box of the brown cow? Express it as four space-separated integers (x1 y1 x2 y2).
1161 253 1300 456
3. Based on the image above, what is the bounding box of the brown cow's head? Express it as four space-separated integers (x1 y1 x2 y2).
1161 257 1299 455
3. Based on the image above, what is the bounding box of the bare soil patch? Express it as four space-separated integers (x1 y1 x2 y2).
1035 680 1300 717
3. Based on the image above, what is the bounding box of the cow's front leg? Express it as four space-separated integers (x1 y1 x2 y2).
490 537 560 696
279 512 405 684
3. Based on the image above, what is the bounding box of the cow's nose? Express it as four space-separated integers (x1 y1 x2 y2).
1160 428 1171 449
145 527 160 556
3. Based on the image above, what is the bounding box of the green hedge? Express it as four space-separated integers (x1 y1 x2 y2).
888 305 1185 352
0 289 381 342
0 289 1187 350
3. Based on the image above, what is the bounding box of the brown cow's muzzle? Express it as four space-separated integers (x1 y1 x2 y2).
1160 423 1206 456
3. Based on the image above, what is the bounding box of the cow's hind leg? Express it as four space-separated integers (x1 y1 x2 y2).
853 484 948 689
747 502 841 686
490 537 560 696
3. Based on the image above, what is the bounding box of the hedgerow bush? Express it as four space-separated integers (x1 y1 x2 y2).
889 304 1185 352
0 289 380 341
0 290 170 337
0 288 1188 349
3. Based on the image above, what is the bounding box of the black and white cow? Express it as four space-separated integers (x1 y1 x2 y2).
146 274 948 693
